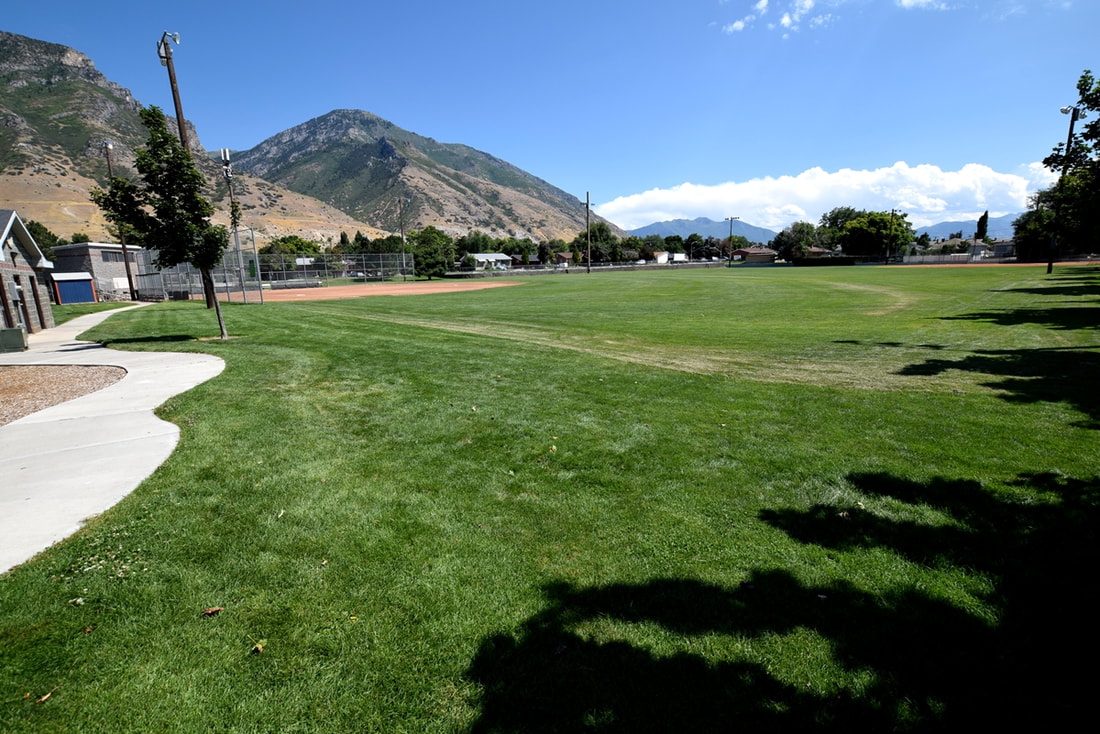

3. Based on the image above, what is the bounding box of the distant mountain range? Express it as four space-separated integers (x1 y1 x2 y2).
628 217 777 244
914 213 1019 240
628 212 1023 244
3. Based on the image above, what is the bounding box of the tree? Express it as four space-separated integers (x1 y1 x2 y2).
409 226 453 280
839 211 914 258
24 220 60 261
1014 69 1100 265
685 233 705 260
663 234 684 254
91 105 229 338
770 221 818 261
572 221 618 263
818 207 866 250
70 232 91 243
976 211 989 241
260 235 319 255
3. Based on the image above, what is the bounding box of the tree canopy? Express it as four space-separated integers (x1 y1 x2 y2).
410 226 454 280
91 105 229 337
260 235 320 255
1014 69 1100 263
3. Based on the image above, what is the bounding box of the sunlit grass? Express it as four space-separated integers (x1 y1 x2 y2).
2 264 1097 731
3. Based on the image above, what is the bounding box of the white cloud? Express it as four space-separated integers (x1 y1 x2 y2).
594 162 1051 231
755 0 770 13
897 0 948 9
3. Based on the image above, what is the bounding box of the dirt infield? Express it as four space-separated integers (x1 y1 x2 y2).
258 280 524 302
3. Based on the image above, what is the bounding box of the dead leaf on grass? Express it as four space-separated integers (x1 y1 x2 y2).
250 639 267 654
202 607 224 617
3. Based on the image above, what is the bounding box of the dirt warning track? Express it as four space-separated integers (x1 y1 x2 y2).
258 280 523 302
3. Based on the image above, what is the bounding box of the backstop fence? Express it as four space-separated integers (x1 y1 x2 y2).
125 232 413 303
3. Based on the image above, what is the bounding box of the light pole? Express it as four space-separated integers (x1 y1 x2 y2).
585 192 591 274
725 216 739 266
888 208 896 264
1049 104 1088 274
399 193 409 282
220 149 247 304
156 32 189 154
103 141 137 300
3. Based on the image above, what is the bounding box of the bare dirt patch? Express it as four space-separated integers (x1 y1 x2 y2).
259 280 524 302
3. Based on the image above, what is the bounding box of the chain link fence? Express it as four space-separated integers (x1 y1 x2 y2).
130 233 413 303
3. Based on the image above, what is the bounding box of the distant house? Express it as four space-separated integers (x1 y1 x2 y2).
509 253 539 268
733 247 778 264
472 253 512 270
653 251 670 264
1 209 55 338
555 251 573 266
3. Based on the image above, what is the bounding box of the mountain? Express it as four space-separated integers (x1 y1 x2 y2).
628 217 776 244
916 213 1019 241
231 109 607 242
0 31 596 246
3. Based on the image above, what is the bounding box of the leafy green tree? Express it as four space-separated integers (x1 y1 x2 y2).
24 220 60 261
770 221 818 261
818 206 866 250
539 238 564 265
572 221 618 263
456 230 495 256
685 233 704 260
91 105 229 338
976 211 989 241
260 235 319 255
663 234 684 254
1016 69 1100 266
409 226 453 280
839 211 914 258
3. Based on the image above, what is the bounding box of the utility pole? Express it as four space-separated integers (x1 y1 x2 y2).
1049 105 1086 275
156 32 189 154
399 193 408 282
103 141 137 300
221 149 247 303
725 216 739 266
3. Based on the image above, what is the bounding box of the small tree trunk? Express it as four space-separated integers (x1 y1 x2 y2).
202 266 229 340
201 269 216 309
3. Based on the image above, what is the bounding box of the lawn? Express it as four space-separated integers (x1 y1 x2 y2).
2 265 1097 732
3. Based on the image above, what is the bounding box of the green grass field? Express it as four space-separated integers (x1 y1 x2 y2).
3 265 1098 732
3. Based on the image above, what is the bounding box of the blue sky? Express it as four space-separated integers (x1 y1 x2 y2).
4 1 1096 231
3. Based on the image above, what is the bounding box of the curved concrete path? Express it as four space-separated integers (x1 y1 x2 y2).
0 306 225 573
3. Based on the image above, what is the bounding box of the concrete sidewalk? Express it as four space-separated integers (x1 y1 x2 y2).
0 307 225 573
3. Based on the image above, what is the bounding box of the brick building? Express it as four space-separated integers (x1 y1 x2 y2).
0 209 55 335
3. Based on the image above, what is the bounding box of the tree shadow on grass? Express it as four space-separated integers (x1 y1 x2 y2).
465 471 1098 732
940 306 1097 331
898 346 1100 428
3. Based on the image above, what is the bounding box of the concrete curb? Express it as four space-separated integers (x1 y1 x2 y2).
0 306 225 573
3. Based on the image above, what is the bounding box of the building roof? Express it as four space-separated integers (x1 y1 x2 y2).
0 209 53 270
472 253 512 262
52 241 145 254
51 272 94 281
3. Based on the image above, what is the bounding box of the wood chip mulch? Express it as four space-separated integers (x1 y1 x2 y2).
0 365 127 427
